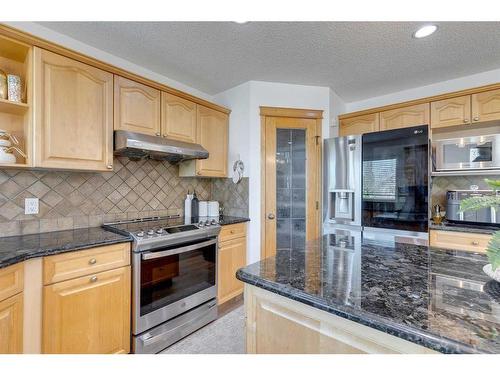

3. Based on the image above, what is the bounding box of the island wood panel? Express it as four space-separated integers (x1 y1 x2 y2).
429 230 491 253
430 95 471 129
43 243 131 285
34 48 113 171
161 92 197 143
245 285 437 354
114 75 161 136
379 103 430 131
339 113 379 136
43 266 131 354
472 88 500 123
218 235 247 305
0 263 24 302
0 292 23 354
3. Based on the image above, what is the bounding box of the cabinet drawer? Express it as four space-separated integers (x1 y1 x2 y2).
429 230 491 253
43 243 131 285
0 263 24 302
220 223 247 242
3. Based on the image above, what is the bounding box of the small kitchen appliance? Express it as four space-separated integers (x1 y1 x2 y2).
447 189 500 225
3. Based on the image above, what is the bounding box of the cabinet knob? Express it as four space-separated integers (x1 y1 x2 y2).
155 132 161 136
197 171 201 175
267 213 275 220
230 229 235 234
90 276 98 283
473 116 479 122
463 118 469 123
471 240 479 246
88 258 97 265
106 165 113 169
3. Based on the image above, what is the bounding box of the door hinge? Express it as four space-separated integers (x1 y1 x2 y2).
316 201 319 210
315 136 321 145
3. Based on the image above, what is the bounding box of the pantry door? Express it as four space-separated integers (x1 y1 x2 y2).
261 107 322 260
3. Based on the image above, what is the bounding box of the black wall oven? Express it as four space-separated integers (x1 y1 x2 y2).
362 125 428 233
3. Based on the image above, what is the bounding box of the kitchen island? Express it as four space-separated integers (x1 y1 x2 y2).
236 234 500 354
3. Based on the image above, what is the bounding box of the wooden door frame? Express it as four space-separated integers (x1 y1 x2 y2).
260 106 323 260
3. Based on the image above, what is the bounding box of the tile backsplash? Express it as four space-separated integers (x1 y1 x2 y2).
211 177 249 217
0 157 212 237
431 174 500 209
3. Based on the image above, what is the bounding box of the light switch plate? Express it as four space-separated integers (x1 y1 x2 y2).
25 198 39 215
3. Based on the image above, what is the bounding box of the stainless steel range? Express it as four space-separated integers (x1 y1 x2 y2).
103 215 221 354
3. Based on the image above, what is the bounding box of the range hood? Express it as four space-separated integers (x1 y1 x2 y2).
114 130 208 163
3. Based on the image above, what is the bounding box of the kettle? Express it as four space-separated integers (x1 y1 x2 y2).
0 130 26 164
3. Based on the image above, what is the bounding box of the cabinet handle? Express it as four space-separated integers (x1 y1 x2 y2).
473 116 479 122
106 165 113 169
471 241 479 246
155 132 161 136
197 171 201 175
463 118 469 123
90 276 98 283
88 258 97 265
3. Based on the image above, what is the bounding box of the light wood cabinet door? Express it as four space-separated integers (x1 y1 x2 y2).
472 88 500 123
339 113 379 136
0 293 23 354
431 95 471 129
380 103 430 131
195 105 228 177
43 266 131 354
161 92 197 143
34 48 114 171
429 230 491 253
218 236 246 304
114 75 161 136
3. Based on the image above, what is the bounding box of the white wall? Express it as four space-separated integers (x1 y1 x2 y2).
215 81 344 264
6 22 213 101
345 67 500 113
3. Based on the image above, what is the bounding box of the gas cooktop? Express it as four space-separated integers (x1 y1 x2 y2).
102 215 221 251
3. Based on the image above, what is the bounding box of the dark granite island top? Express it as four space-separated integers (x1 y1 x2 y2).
236 234 500 354
0 227 132 269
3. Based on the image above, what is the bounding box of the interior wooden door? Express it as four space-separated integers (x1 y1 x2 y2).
34 48 113 171
161 92 197 143
42 266 130 354
263 112 321 259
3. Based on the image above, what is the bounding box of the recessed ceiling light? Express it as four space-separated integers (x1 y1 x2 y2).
413 25 438 39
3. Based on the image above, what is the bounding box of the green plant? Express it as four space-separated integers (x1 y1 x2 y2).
460 179 500 271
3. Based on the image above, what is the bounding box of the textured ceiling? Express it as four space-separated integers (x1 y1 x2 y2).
39 22 500 102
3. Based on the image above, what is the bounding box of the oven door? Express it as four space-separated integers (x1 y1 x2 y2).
132 237 217 335
434 134 500 171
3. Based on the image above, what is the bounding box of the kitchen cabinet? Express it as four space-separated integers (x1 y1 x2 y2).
472 88 500 124
0 293 23 354
429 230 491 253
114 75 161 136
431 95 471 129
379 103 430 131
179 104 229 177
0 262 24 354
33 48 113 171
161 92 197 143
42 243 131 354
217 223 247 305
339 113 379 136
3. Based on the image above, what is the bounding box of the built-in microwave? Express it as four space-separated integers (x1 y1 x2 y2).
433 133 500 172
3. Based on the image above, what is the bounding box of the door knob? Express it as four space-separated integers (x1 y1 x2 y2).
267 213 275 220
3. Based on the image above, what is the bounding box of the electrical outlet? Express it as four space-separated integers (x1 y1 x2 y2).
25 198 39 215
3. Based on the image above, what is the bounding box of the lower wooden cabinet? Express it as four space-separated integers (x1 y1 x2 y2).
217 223 247 304
429 230 491 253
42 266 131 354
0 292 23 354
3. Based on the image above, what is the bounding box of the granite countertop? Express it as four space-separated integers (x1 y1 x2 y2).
218 216 250 225
237 234 500 354
429 221 499 235
0 227 132 269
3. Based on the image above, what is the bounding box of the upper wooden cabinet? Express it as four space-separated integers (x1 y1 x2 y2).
179 105 229 177
472 88 500 123
431 95 471 129
114 76 161 136
339 113 379 136
43 266 131 354
34 48 114 171
161 92 197 143
379 103 430 131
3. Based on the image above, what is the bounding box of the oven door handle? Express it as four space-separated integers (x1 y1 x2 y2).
141 238 218 260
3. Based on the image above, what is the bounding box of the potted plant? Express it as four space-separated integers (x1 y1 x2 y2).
460 179 500 282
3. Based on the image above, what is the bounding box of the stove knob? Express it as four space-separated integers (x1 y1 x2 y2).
198 221 204 227
211 219 217 225
137 231 144 237
147 229 155 235
205 221 211 226
156 228 164 234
